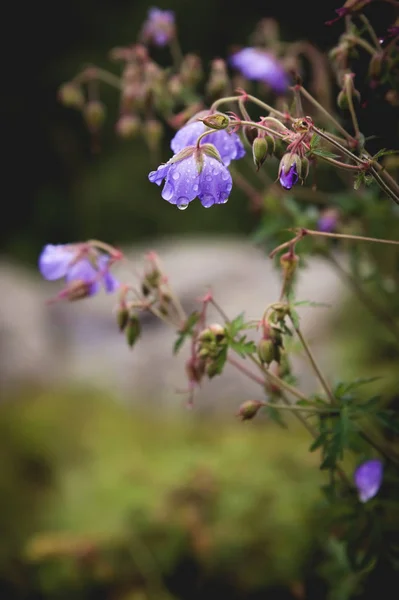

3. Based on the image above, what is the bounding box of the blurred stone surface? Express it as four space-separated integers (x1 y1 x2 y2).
0 237 347 412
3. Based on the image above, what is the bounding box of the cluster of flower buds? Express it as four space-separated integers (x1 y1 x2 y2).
196 324 227 378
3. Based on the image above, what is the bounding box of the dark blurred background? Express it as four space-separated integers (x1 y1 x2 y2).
3 0 398 263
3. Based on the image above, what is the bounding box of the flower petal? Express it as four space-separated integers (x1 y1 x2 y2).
97 255 120 293
354 459 383 503
39 244 75 280
230 47 289 94
198 155 232 207
162 155 200 207
148 162 171 186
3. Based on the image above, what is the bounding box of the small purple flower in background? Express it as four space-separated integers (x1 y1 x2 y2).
354 459 383 503
317 209 339 233
141 7 175 47
230 47 290 94
279 164 299 190
39 244 119 299
171 112 245 166
148 144 232 208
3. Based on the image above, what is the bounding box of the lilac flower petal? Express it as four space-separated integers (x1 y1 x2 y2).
354 459 383 503
148 162 171 186
162 155 200 207
230 47 289 94
97 255 120 293
39 244 75 280
171 119 245 166
317 214 337 233
198 155 232 207
280 164 299 190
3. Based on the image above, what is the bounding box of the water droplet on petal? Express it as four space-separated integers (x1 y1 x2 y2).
193 183 199 192
201 193 215 208
162 182 174 201
221 170 230 181
205 175 212 182
172 171 181 180
177 196 189 210
219 192 229 204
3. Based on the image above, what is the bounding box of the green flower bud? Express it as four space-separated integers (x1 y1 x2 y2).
83 101 106 131
201 113 230 130
280 251 299 280
126 314 141 348
236 400 264 421
58 82 85 109
117 305 129 332
257 338 275 365
252 137 268 171
368 52 384 79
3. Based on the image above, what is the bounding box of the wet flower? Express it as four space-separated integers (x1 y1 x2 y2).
39 244 119 297
141 7 175 47
354 459 383 503
171 112 245 166
230 47 289 94
148 144 232 208
279 164 299 190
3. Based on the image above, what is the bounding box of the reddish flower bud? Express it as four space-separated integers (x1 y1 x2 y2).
125 314 141 348
236 400 264 421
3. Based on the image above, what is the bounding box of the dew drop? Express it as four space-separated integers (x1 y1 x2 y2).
201 193 215 208
205 175 213 182
219 192 229 204
172 171 181 180
162 182 174 201
177 196 189 210
221 170 230 181
193 183 199 192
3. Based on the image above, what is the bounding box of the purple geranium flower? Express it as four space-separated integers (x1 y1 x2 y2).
354 459 383 503
171 112 245 167
148 144 232 208
141 7 175 47
230 47 289 94
279 164 299 190
317 209 338 233
39 244 119 297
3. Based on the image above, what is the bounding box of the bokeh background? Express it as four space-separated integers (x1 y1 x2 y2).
1 0 399 598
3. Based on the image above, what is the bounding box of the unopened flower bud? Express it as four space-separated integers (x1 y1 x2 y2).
58 82 85 109
125 314 141 348
180 54 203 87
116 114 141 139
63 280 92 301
252 137 269 171
368 52 384 79
117 305 129 331
199 324 225 342
143 119 163 152
278 154 301 190
280 251 299 280
83 101 106 131
206 360 221 378
236 400 264 421
257 338 275 365
201 113 230 130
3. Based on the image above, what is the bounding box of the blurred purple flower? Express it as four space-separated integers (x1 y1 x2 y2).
230 47 290 94
354 459 383 503
141 7 175 47
171 113 245 166
148 145 232 208
279 164 299 190
39 244 119 296
317 209 338 233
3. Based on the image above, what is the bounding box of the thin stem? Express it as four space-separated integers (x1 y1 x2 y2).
319 156 364 171
289 315 335 404
370 164 399 207
232 119 287 140
75 66 122 89
313 127 365 165
345 82 361 141
359 14 382 50
298 228 399 246
299 86 352 141
343 34 376 56
325 253 399 345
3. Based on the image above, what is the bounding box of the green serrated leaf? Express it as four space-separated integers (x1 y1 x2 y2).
289 308 300 330
294 300 331 308
227 312 246 337
229 337 256 357
311 148 341 159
